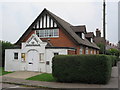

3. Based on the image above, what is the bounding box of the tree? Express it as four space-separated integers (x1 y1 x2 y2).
0 41 14 67
106 48 120 57
97 43 105 54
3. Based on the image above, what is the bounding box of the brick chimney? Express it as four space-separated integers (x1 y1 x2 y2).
106 40 109 45
96 28 101 37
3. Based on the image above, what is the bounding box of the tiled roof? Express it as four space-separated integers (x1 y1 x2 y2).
15 8 99 49
46 9 99 49
85 32 95 38
70 26 86 33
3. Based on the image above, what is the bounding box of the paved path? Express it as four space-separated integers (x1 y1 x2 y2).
3 71 41 79
2 83 35 89
1 66 118 89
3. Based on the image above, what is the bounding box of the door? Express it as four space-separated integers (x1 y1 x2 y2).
27 50 39 71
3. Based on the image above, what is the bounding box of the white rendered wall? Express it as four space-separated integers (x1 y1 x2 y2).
5 49 21 71
45 49 68 73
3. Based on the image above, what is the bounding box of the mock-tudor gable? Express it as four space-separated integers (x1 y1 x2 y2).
15 8 99 50
32 13 58 29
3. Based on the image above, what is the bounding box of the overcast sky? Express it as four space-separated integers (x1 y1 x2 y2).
0 0 119 44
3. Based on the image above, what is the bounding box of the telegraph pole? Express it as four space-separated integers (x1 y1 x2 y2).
103 0 106 54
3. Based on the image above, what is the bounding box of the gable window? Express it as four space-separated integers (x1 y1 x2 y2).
36 29 59 38
14 53 18 59
39 53 44 62
54 53 59 56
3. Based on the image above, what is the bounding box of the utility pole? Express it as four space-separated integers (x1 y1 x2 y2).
103 0 106 54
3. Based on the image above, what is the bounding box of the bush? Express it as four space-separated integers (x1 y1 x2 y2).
52 55 112 84
109 55 119 66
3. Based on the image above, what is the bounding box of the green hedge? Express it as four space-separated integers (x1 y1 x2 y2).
52 55 113 84
109 56 118 66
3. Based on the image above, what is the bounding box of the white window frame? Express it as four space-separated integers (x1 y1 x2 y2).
39 53 44 62
86 47 88 54
82 33 85 39
90 49 93 54
80 47 83 54
36 29 59 38
14 52 18 60
91 38 93 42
94 50 96 54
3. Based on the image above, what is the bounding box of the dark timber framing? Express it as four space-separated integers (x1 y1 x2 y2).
46 14 47 28
15 8 99 50
42 16 44 28
49 17 51 27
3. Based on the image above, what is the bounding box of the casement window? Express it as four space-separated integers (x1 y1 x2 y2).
86 47 88 54
36 29 59 38
21 53 25 61
94 50 96 54
54 53 59 56
80 47 83 54
39 53 44 62
14 53 18 59
90 49 93 54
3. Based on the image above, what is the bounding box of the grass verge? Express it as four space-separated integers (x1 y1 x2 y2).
0 67 13 76
26 73 56 82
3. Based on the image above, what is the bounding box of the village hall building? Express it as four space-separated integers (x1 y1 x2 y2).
5 8 100 73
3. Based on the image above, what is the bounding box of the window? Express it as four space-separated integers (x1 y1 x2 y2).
36 29 59 38
14 53 18 59
90 49 93 54
39 53 44 62
21 53 25 61
82 33 85 39
36 30 39 37
91 38 93 42
54 53 59 56
94 50 96 54
80 47 83 54
86 47 88 54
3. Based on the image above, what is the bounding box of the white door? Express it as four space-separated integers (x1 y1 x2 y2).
27 50 39 71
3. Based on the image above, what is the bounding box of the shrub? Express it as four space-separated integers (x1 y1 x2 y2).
52 55 112 84
109 56 118 66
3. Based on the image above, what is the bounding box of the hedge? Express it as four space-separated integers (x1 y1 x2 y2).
109 56 118 66
52 55 113 84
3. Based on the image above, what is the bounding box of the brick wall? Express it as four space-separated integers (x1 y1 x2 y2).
41 29 77 47
22 28 99 55
23 31 35 42
68 50 76 55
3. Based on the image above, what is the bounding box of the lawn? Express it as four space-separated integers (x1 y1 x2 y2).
0 67 13 76
26 73 56 82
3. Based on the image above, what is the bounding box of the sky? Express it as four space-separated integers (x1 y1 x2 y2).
0 0 119 44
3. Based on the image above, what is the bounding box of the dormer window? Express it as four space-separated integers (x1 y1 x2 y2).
82 33 85 39
36 29 59 38
91 38 93 42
